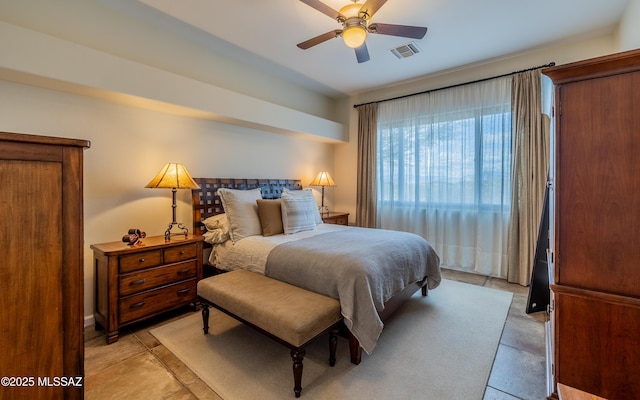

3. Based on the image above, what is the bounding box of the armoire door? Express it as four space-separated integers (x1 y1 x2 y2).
0 132 89 400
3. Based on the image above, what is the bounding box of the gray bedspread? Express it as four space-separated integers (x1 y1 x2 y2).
264 226 441 354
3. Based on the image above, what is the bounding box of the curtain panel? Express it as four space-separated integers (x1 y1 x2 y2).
356 103 378 228
507 70 550 285
376 77 512 278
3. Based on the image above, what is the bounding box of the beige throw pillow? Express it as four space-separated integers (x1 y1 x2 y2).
256 199 284 236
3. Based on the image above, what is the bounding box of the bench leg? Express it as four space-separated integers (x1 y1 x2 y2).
329 328 338 367
291 349 305 398
349 332 362 365
422 285 428 296
201 303 210 334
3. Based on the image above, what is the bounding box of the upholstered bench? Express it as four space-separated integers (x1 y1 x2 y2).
197 269 343 398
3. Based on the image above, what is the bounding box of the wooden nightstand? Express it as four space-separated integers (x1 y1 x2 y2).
321 212 349 226
92 234 203 344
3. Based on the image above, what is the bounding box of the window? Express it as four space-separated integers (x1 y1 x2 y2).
376 76 512 276
378 109 511 210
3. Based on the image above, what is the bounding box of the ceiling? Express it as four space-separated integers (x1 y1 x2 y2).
2 0 630 99
121 0 629 97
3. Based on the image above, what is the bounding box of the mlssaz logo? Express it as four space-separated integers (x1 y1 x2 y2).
37 377 83 387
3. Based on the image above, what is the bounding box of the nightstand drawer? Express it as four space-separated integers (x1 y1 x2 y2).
333 216 348 225
119 279 197 324
322 212 349 226
119 260 197 296
164 243 197 264
119 249 162 273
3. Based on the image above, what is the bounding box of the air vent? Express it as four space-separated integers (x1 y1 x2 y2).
390 42 421 59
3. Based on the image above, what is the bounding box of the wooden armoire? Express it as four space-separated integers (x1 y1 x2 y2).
0 132 89 399
543 49 640 399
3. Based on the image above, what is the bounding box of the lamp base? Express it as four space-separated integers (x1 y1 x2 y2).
164 222 189 240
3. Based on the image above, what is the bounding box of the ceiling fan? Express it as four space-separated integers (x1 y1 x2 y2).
297 0 428 63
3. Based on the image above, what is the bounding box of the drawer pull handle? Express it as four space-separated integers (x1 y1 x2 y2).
177 268 191 275
179 251 185 255
129 301 145 309
177 288 191 295
130 279 145 286
139 258 145 263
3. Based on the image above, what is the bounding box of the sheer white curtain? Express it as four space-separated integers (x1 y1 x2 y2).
377 77 512 277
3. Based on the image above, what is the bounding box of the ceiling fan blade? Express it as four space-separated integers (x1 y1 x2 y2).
369 23 427 39
299 0 343 20
359 0 388 19
355 43 370 63
297 30 342 49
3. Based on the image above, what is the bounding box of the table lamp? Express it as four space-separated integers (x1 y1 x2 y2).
145 163 200 240
309 171 336 215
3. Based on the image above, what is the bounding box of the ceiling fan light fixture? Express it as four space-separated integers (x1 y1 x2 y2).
339 2 367 48
342 25 366 48
338 3 362 19
297 0 428 63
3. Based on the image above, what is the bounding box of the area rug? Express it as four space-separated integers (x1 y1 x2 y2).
150 279 512 400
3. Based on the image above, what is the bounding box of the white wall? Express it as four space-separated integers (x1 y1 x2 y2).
0 80 334 323
618 0 640 51
333 33 622 221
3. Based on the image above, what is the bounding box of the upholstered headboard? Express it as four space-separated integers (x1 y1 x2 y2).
191 178 302 236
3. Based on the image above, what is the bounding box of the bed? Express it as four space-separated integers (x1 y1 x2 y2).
191 178 441 362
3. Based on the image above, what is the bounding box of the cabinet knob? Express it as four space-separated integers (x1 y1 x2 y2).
179 251 185 255
139 258 145 263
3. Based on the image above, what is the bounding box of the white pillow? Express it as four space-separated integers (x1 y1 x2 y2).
203 229 229 244
202 214 230 244
203 213 229 231
217 188 262 242
282 188 322 224
281 189 321 235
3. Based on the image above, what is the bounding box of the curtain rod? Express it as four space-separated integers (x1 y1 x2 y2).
353 62 556 108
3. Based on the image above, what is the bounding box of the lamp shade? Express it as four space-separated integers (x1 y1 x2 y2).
145 163 200 190
309 171 336 187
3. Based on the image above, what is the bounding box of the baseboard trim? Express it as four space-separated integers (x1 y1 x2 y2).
84 314 95 328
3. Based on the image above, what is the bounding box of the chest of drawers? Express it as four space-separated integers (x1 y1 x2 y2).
92 235 203 344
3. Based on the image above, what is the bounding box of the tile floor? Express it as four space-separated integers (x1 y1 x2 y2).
84 269 548 399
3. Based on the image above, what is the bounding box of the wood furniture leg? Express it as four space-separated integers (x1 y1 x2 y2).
349 332 363 365
106 331 119 344
291 350 305 398
329 328 338 366
202 302 210 334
